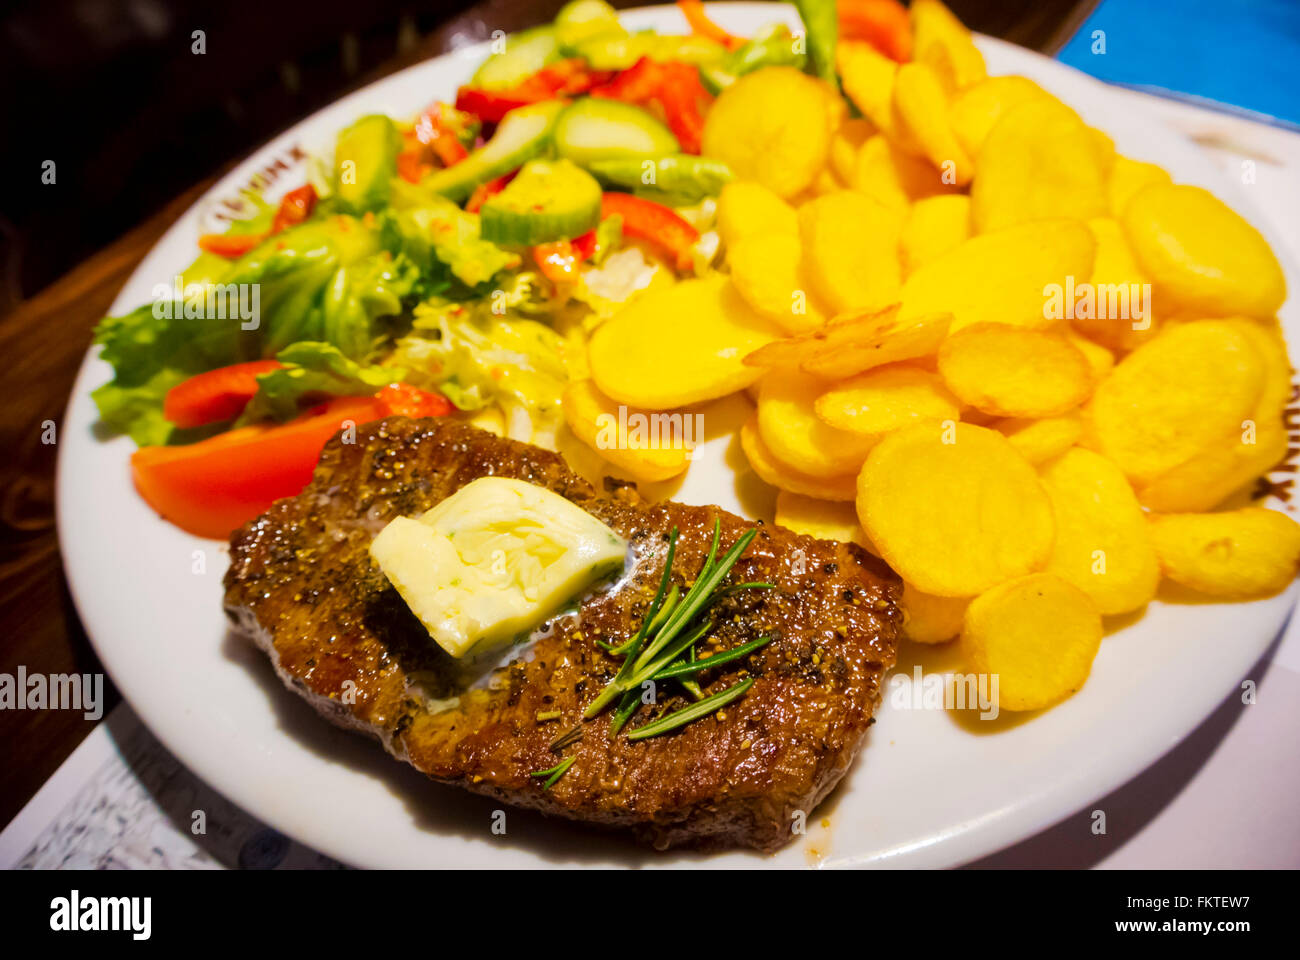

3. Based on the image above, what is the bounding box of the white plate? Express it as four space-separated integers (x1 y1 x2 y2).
57 3 1299 868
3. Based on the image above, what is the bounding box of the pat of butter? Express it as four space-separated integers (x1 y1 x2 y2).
370 477 627 658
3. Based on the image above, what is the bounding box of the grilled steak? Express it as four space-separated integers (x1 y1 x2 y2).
224 417 900 852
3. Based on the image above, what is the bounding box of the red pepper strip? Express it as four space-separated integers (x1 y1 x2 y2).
197 233 264 258
655 62 711 154
397 145 432 184
163 360 284 429
270 184 318 233
589 58 712 154
531 59 613 96
677 0 746 51
414 102 472 167
600 193 698 272
431 136 469 167
198 184 319 258
455 59 611 124
532 229 599 285
589 56 667 102
465 173 513 213
571 229 599 260
375 383 455 419
454 87 537 125
840 0 913 62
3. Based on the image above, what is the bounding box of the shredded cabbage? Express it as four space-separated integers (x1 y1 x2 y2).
389 274 575 435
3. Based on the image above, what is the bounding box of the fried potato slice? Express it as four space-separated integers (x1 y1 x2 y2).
589 275 781 408
562 380 690 483
1040 447 1160 615
970 98 1107 233
938 323 1095 417
992 411 1083 465
829 118 876 186
838 41 901 138
774 492 873 549
892 62 974 186
1138 318 1290 512
910 0 987 92
857 421 1055 596
1149 508 1300 599
1066 331 1115 380
743 306 951 379
739 415 857 500
1108 154 1171 217
960 573 1103 711
815 364 961 436
816 76 850 134
1085 320 1266 488
1087 127 1116 174
702 67 830 199
727 233 827 334
898 219 1096 333
1071 217 1157 353
758 368 878 477
805 310 951 379
900 195 971 275
902 582 969 644
797 190 905 315
852 134 954 210
717 180 800 250
1121 183 1287 319
949 74 1047 159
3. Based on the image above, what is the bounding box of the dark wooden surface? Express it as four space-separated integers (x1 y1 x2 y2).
0 0 1095 831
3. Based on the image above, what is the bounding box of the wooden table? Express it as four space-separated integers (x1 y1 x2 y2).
0 0 1094 829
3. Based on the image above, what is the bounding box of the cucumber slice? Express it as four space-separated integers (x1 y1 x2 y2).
698 64 735 96
572 32 728 71
470 26 559 91
334 114 401 214
480 159 602 246
554 98 680 169
554 0 625 55
424 100 565 203
589 155 734 202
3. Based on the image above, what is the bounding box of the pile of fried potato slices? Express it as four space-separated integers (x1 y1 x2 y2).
561 0 1299 713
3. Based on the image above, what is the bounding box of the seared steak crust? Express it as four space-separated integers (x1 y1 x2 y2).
224 417 900 851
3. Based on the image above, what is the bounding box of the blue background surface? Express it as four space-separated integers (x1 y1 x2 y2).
1057 0 1300 126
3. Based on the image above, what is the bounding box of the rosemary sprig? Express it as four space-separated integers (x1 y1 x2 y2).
585 529 681 717
629 526 760 677
531 756 576 789
650 635 773 680
609 688 642 736
584 518 772 739
548 724 583 752
627 678 755 741
677 641 704 701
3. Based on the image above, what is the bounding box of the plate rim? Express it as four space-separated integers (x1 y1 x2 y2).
55 2 1300 869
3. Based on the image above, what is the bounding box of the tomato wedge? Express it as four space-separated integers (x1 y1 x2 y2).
132 397 387 539
163 360 283 429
